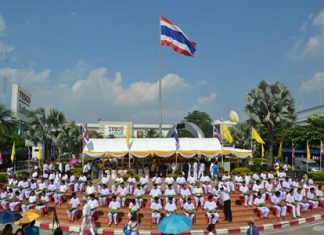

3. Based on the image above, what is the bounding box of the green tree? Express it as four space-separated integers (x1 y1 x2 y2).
145 128 159 138
230 122 252 149
0 104 14 145
89 130 104 138
56 120 82 156
183 110 213 137
245 80 296 167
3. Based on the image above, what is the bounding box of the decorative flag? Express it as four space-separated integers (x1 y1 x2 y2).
276 141 282 159
306 141 311 160
126 124 130 148
174 124 180 149
261 144 265 158
10 142 16 163
251 127 265 144
0 149 3 165
292 143 296 158
321 141 324 156
160 16 197 56
82 123 90 145
38 146 42 160
212 124 222 145
221 122 233 144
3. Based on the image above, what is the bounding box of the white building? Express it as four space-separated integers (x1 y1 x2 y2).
295 104 324 125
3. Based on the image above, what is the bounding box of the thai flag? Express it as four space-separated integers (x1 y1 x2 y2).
82 123 90 145
160 16 197 56
212 124 223 145
0 149 2 165
174 125 180 149
321 141 324 156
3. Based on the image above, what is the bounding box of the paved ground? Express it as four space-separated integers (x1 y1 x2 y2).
241 220 324 235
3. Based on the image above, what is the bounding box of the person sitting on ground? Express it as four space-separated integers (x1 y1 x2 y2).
149 184 162 203
183 197 195 221
66 192 80 223
116 182 129 207
165 197 177 216
133 184 144 208
240 181 253 207
201 174 212 194
193 182 204 208
254 192 269 219
98 184 110 207
165 174 174 186
176 173 186 194
164 184 176 204
54 180 67 205
108 195 121 226
22 191 37 212
179 184 191 208
150 197 162 224
127 174 136 195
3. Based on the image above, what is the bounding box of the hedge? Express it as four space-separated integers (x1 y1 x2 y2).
0 172 7 183
231 167 251 175
307 171 324 181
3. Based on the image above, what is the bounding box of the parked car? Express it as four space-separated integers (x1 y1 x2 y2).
294 158 321 172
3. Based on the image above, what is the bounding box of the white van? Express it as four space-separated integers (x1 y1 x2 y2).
294 158 321 172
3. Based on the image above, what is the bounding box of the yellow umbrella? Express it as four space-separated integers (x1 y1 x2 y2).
14 210 40 225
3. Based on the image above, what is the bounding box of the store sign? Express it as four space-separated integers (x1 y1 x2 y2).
11 84 32 122
104 125 126 137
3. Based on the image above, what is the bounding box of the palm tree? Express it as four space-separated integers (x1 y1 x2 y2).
0 104 14 145
56 120 82 156
245 80 296 167
230 122 252 149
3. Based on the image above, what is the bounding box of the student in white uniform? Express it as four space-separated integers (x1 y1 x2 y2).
193 183 204 208
88 194 98 218
204 194 219 224
183 197 195 221
108 195 121 226
193 160 198 180
294 188 310 212
54 180 67 205
198 161 205 179
176 174 186 194
116 182 128 208
165 174 174 186
79 199 95 235
164 184 176 204
67 192 80 223
150 197 162 224
254 192 269 219
22 191 37 212
286 188 300 218
128 199 139 220
165 197 177 216
201 174 212 194
316 185 324 202
240 181 253 207
149 184 162 203
179 184 192 208
98 184 110 207
133 184 145 208
271 191 287 221
127 174 136 195
152 173 162 189
307 188 319 209
35 191 49 215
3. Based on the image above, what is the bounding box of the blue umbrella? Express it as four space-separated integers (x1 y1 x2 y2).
157 214 192 234
0 210 22 224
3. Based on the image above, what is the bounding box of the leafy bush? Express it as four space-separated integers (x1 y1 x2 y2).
72 166 83 177
307 172 324 181
231 167 251 175
0 172 7 183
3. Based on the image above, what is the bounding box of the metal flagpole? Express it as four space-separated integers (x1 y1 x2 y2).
158 17 163 137
320 141 322 171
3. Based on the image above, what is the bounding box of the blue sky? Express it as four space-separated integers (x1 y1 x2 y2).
1 1 324 123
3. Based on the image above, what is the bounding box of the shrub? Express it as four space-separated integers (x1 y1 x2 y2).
231 167 251 175
307 172 324 181
0 172 7 183
72 166 83 177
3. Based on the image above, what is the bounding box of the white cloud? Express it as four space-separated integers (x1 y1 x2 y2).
0 41 14 53
0 14 6 33
289 9 324 59
301 71 324 93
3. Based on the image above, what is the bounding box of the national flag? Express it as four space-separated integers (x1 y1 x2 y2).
160 16 197 56
174 124 180 149
38 146 42 160
221 122 233 144
321 141 324 156
126 124 130 148
10 142 16 163
82 123 90 145
276 141 282 159
212 124 222 145
0 149 3 165
251 127 265 144
306 141 311 160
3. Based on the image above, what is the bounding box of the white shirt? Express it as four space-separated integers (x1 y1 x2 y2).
294 192 303 202
69 198 80 208
89 199 98 210
187 176 196 185
165 177 174 185
109 201 121 210
165 202 177 213
59 185 67 193
235 175 243 182
240 185 250 194
183 202 195 211
265 182 273 192
253 184 263 192
86 186 96 195
150 202 162 211
101 176 109 185
307 192 316 200
152 177 162 185
150 188 162 198
82 202 92 217
29 195 37 203
117 187 128 197
252 173 260 181
271 195 281 205
165 188 176 197
286 193 295 204
193 187 203 196
267 173 274 179
254 197 265 207
316 189 323 197
176 176 186 185
204 201 217 211
180 188 191 198
221 188 230 201
99 188 110 196
133 188 144 197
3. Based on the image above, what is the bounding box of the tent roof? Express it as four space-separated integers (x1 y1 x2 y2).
83 138 252 159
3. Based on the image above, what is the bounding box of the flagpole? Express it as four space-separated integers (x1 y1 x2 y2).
158 17 163 137
320 141 322 171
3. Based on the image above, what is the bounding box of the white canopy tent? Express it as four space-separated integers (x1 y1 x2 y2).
82 138 252 159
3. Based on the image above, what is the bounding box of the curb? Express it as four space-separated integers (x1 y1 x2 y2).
35 213 324 234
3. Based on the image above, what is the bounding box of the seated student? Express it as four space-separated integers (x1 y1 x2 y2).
292 177 300 190
99 184 110 207
88 194 98 218
316 185 324 202
179 184 191 208
282 177 292 193
254 192 269 219
133 184 145 207
193 183 204 208
307 187 319 209
152 173 162 189
66 192 80 223
264 179 274 199
240 181 253 207
128 199 139 220
165 184 177 204
85 181 97 197
267 171 275 180
139 176 149 193
294 188 309 213
78 173 87 192
0 188 8 208
253 180 266 201
271 191 287 221
165 197 177 216
54 180 67 205
116 182 128 207
9 191 23 211
46 179 57 199
150 197 162 224
108 195 121 226
286 188 300 218
165 174 174 186
35 190 49 213
176 174 186 194
201 174 212 194
245 173 252 188
234 174 243 190
149 184 162 203
22 191 37 212
127 174 136 195
222 172 235 192
203 194 219 224
183 197 195 221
